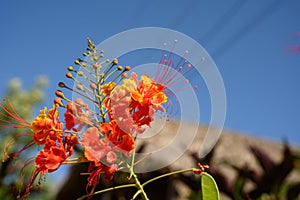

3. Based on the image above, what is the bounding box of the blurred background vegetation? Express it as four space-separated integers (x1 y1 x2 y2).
0 76 54 200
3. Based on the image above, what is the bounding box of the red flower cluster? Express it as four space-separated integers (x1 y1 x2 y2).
1 40 168 199
79 72 167 194
64 98 92 131
105 72 167 134
6 104 80 199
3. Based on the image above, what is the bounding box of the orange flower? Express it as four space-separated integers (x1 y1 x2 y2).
120 73 167 129
81 127 110 166
86 162 118 196
35 145 67 174
100 121 135 156
102 82 116 96
64 100 91 131
30 105 63 145
124 73 167 107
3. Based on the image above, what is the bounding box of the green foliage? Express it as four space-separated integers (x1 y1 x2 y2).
201 172 220 200
185 142 300 200
0 76 49 199
5 76 48 120
187 172 220 200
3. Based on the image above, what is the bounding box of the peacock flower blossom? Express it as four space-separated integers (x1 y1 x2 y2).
86 162 119 196
30 105 63 145
102 82 116 96
35 145 67 174
23 133 79 199
121 73 167 129
124 73 167 107
100 121 135 156
2 38 172 199
64 99 92 131
81 127 111 166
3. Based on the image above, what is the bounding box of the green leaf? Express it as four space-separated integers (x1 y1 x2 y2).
201 172 220 200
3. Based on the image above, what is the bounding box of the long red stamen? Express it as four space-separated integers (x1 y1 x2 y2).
18 158 36 199
3 136 34 160
0 99 31 129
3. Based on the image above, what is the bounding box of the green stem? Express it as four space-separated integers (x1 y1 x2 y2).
128 164 149 200
76 183 136 200
142 168 195 187
131 190 142 200
129 147 136 179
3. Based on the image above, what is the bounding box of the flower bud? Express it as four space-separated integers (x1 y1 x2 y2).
76 84 83 90
67 66 74 71
112 58 118 65
66 102 75 112
90 82 96 90
122 72 128 78
74 59 82 65
55 90 64 98
77 71 84 76
66 72 73 79
117 65 123 71
54 98 64 107
93 56 98 61
75 98 84 107
58 82 66 88
93 63 99 69
125 66 131 71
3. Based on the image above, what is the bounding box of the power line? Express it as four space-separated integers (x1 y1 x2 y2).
200 0 248 46
211 0 285 59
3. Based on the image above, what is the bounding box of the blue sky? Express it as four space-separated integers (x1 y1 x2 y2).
1 0 300 146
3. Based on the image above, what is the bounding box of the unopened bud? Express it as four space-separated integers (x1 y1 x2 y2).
77 71 84 76
122 72 128 78
112 58 118 65
90 82 97 90
74 59 82 65
87 38 95 49
93 56 98 61
58 82 66 88
76 84 83 90
66 72 73 79
117 65 123 71
55 90 64 98
66 102 75 112
75 98 84 107
93 63 99 69
54 98 64 107
125 66 131 71
67 66 74 71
